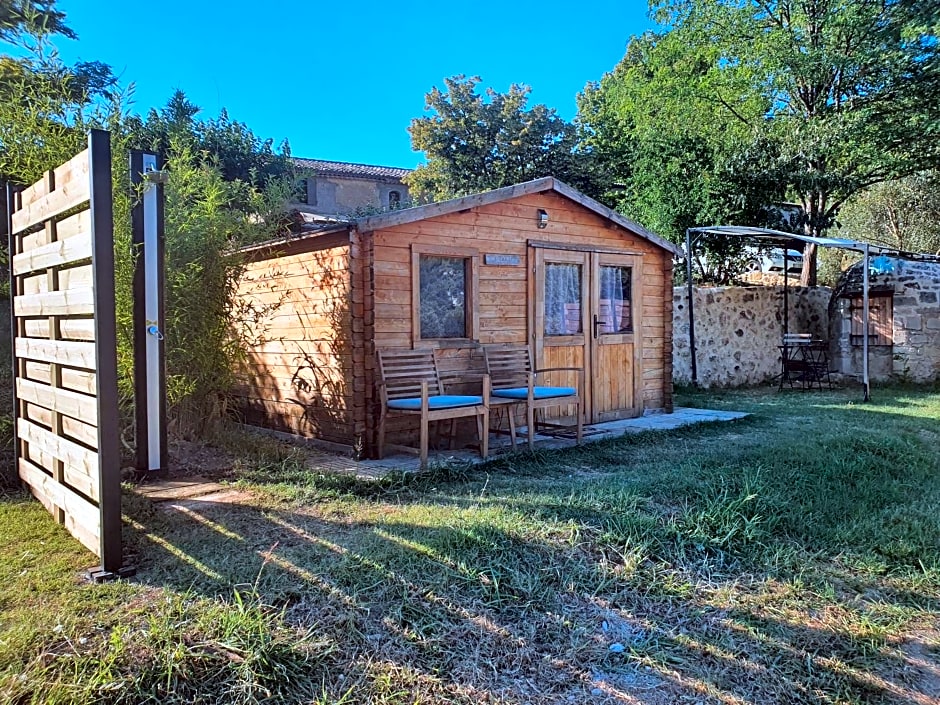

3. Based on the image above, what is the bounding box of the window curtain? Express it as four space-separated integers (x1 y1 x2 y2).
545 264 582 335
599 266 632 333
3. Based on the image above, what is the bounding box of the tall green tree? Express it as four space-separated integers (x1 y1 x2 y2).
0 12 297 438
577 29 781 247
837 173 940 255
124 89 294 190
0 55 116 186
407 75 599 202
582 0 940 284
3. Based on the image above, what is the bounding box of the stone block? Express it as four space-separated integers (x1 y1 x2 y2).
919 291 938 304
906 315 923 330
926 318 940 330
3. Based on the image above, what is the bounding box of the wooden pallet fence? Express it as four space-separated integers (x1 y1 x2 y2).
5 130 127 579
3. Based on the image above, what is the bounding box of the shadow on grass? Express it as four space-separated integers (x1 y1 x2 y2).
17 383 923 704
121 458 939 705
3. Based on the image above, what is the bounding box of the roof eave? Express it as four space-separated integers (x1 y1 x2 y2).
355 177 681 256
237 224 352 256
550 180 683 256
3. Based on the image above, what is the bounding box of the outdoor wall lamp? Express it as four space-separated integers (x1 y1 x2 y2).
537 209 549 229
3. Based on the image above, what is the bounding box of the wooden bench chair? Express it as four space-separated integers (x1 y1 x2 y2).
377 349 490 469
483 345 583 449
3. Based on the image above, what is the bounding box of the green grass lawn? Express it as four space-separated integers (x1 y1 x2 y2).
1 385 938 704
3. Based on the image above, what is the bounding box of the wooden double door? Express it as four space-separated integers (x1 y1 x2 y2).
531 246 643 424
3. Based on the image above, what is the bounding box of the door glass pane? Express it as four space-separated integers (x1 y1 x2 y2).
419 255 467 338
599 265 632 333
545 263 582 335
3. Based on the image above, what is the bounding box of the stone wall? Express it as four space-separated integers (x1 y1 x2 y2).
673 285 831 387
830 260 940 383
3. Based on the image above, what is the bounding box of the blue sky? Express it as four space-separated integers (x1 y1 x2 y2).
51 1 654 168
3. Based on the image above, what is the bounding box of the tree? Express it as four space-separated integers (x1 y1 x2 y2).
0 1 74 42
0 0 118 185
583 0 940 284
0 53 117 186
837 173 940 255
577 29 785 282
0 11 297 438
578 30 780 231
407 75 598 202
124 89 295 192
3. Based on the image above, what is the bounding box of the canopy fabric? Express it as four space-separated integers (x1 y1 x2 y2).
687 225 940 262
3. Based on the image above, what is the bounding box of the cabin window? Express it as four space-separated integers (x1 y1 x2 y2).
599 265 633 334
412 245 480 344
545 263 583 335
388 190 401 209
419 256 467 338
850 293 893 346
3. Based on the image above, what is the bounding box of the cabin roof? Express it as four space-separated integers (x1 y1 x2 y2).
241 177 681 257
355 177 682 256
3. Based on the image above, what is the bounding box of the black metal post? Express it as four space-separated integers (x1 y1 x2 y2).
3 182 20 480
685 228 697 386
88 129 132 580
862 245 871 402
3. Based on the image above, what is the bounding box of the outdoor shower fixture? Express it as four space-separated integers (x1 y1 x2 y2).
142 165 170 185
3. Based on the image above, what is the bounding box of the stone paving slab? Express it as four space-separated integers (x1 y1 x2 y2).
134 477 228 501
134 407 750 497
347 406 749 477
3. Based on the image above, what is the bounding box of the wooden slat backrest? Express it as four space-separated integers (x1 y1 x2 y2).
783 333 813 345
377 349 444 400
484 346 532 388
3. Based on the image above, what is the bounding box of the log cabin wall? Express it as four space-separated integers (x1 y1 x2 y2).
233 232 357 445
232 184 675 455
368 190 673 447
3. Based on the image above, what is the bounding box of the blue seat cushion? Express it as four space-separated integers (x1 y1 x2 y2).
492 386 577 400
387 395 483 411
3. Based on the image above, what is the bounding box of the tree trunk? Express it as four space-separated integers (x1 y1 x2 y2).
799 241 818 286
799 191 824 287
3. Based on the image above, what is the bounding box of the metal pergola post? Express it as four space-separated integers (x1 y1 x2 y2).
685 228 697 386
862 244 871 402
783 248 789 337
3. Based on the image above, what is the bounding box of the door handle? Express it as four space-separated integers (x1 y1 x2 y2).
593 314 606 339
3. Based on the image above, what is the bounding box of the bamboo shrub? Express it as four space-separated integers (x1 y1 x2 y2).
120 140 292 438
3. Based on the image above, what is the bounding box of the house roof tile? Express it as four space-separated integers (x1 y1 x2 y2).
292 158 412 181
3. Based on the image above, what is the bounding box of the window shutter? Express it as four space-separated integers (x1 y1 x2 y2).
850 294 893 346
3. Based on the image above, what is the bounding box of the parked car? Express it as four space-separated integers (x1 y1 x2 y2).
743 247 804 273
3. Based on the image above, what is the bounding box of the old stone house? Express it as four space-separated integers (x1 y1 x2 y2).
292 158 411 217
829 259 940 382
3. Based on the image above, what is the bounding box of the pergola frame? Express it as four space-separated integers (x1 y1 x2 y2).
684 226 940 401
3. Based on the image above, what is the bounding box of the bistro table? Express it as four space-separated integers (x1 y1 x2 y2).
779 337 832 390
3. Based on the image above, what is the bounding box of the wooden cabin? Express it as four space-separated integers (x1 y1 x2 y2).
233 177 681 455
